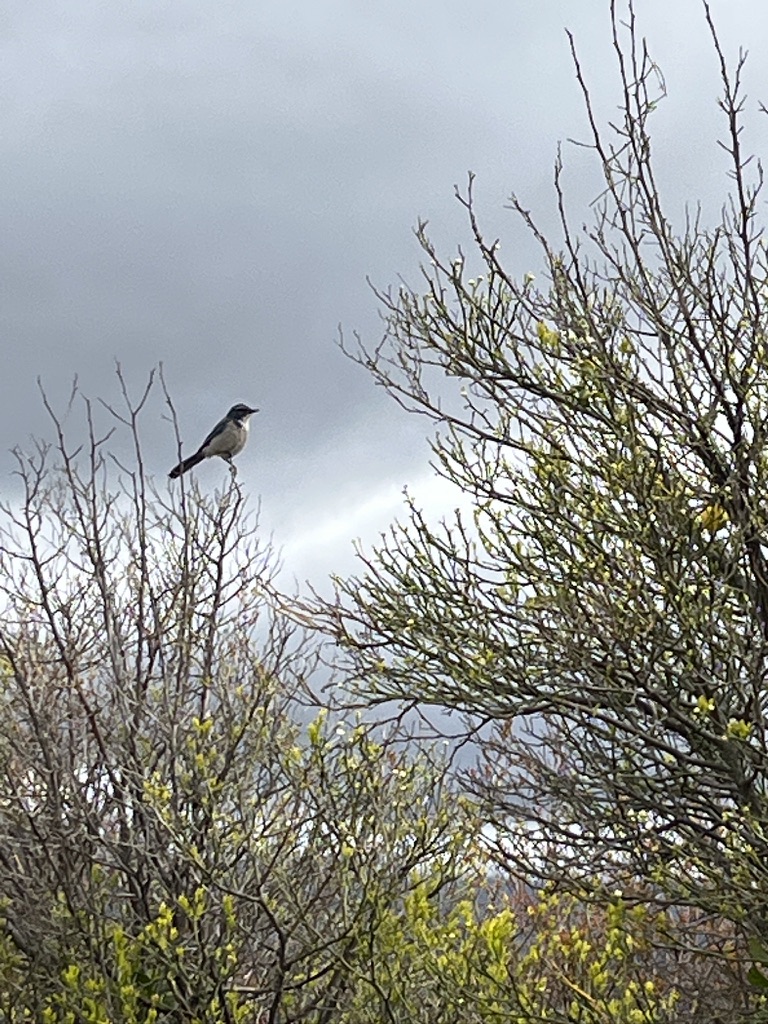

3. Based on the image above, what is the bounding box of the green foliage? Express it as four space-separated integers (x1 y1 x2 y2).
325 3 768 1015
749 938 768 992
335 878 705 1024
36 896 244 1024
0 374 470 1022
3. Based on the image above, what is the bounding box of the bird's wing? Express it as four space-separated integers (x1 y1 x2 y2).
202 419 243 458
197 415 230 452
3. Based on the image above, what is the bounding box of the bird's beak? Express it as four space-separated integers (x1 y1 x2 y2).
249 407 260 415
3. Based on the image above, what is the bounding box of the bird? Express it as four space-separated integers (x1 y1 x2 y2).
168 403 259 479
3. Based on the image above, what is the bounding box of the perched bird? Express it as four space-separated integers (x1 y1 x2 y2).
168 403 259 479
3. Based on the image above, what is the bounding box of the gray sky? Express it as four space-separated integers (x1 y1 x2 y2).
2 0 768 586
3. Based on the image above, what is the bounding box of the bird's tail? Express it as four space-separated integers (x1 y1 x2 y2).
168 451 205 479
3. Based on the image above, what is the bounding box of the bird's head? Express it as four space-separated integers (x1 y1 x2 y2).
228 404 259 420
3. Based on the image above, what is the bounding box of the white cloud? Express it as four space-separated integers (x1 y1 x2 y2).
278 470 473 590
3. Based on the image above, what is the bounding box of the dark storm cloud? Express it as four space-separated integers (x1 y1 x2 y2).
0 2 590 423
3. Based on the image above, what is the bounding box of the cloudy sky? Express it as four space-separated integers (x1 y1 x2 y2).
2 0 768 588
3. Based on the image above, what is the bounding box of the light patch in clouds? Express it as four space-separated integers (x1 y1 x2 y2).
279 470 473 590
